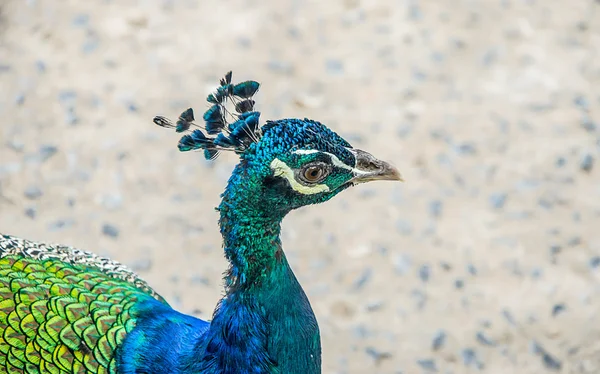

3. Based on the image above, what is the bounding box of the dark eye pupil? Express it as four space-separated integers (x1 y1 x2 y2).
304 166 323 181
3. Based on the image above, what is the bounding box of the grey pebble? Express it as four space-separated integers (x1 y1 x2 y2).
429 200 443 218
191 274 211 286
467 263 478 276
416 358 437 372
419 264 430 282
353 324 369 339
365 347 392 365
15 93 25 105
502 309 517 326
580 154 593 172
365 300 384 312
462 348 484 369
551 303 566 317
101 193 123 210
393 254 412 275
574 95 589 110
411 289 427 310
82 36 100 54
589 256 600 269
102 223 120 238
325 59 344 75
454 279 464 289
581 116 597 133
489 193 507 209
351 268 372 291
475 331 495 346
397 123 413 138
38 145 58 162
35 60 46 72
48 219 75 231
127 102 139 112
72 13 90 27
567 236 581 247
455 143 477 155
24 185 43 200
530 340 562 371
24 207 37 219
431 330 446 351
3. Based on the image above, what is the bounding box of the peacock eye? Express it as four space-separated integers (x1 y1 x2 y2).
299 163 330 184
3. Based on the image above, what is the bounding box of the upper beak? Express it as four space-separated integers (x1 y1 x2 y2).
350 149 403 184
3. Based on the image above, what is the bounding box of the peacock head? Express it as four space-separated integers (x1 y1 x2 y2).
154 72 402 215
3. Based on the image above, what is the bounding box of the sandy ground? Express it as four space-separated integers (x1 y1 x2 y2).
1 0 600 373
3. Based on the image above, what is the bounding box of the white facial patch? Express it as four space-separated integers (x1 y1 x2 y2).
270 158 330 195
292 149 369 175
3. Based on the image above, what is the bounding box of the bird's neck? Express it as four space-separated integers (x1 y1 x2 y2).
192 168 321 372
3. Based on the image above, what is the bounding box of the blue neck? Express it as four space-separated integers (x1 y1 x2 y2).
190 166 321 373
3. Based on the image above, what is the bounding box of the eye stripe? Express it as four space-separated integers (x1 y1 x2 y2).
270 158 330 195
292 149 368 174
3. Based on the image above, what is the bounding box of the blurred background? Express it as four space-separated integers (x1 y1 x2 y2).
1 0 599 372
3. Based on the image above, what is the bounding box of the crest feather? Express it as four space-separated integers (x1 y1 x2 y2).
153 71 263 160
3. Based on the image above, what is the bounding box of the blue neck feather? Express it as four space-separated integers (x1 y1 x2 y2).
118 163 321 373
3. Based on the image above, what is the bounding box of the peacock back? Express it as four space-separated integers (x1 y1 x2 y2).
0 234 164 373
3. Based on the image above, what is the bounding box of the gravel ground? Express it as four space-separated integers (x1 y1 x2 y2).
1 1 599 373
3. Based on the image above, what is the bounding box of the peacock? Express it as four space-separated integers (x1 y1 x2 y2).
0 72 402 373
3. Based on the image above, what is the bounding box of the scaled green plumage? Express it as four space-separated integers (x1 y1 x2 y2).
0 240 162 374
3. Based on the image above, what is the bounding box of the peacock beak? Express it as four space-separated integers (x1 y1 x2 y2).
350 149 403 184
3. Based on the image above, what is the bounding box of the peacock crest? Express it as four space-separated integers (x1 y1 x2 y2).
153 71 262 160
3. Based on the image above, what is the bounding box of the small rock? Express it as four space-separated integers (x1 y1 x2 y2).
581 116 597 132
15 93 25 105
530 340 562 371
419 264 430 282
393 254 412 275
365 347 392 365
476 331 495 346
396 219 412 236
325 59 344 75
48 219 75 231
101 223 120 238
589 256 600 268
351 268 372 290
462 348 484 369
24 207 37 219
429 200 443 218
365 300 384 312
72 13 90 27
455 279 464 289
416 358 437 372
24 185 43 200
489 193 507 209
455 143 477 155
35 60 46 73
502 309 517 326
191 274 210 286
467 263 478 276
38 145 58 162
411 289 427 310
580 154 594 172
431 330 446 351
267 59 294 74
552 303 566 317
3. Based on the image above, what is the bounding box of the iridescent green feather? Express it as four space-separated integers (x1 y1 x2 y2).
0 252 164 373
